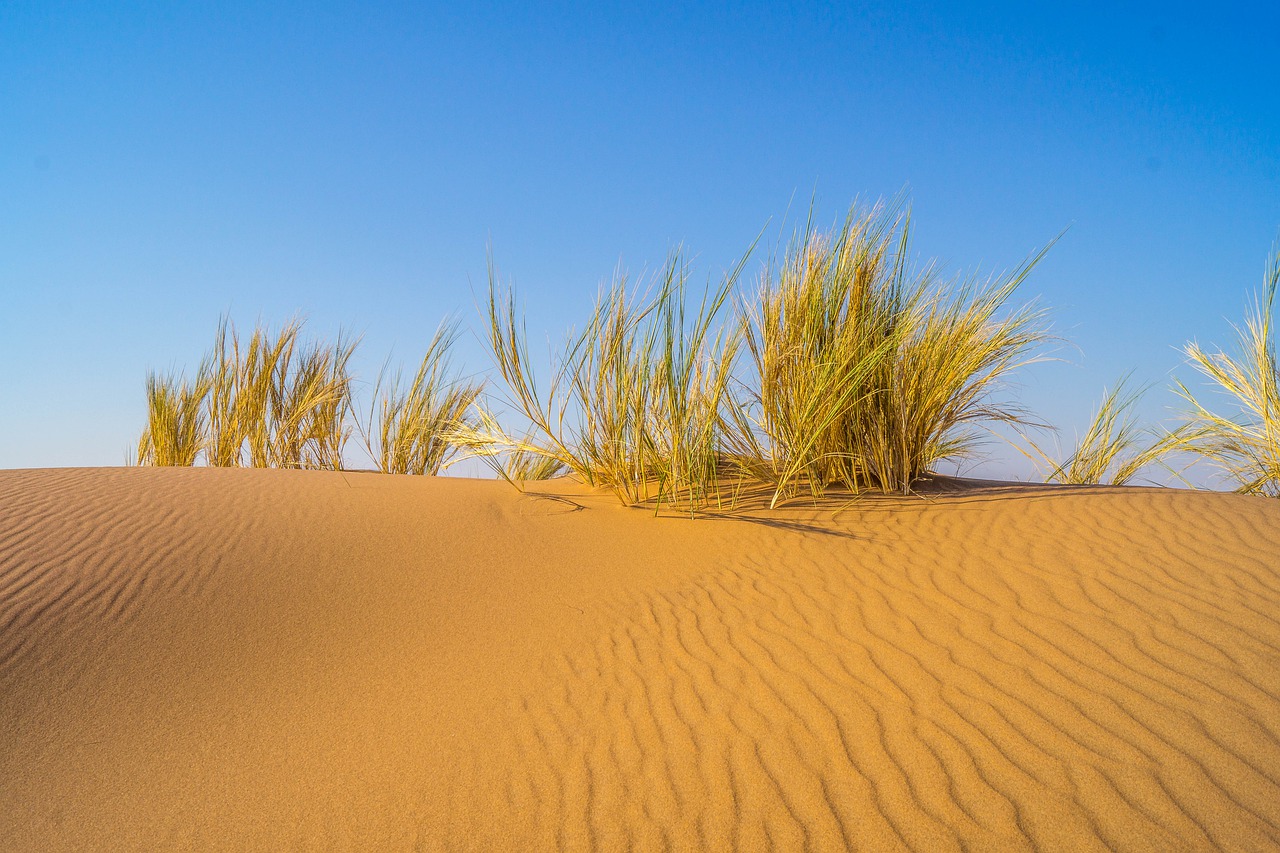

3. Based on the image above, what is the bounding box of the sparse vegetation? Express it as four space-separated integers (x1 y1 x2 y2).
728 203 1054 504
477 251 746 510
137 315 476 473
136 198 1071 506
1021 377 1180 485
361 321 483 475
1173 242 1280 496
472 201 1055 508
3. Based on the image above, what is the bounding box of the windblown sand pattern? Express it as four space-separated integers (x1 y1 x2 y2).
2 468 1278 851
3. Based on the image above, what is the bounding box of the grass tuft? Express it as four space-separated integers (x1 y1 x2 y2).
1021 376 1180 485
138 315 362 470
136 370 211 466
728 202 1054 504
200 317 357 469
1172 240 1280 496
481 250 745 510
361 320 483 475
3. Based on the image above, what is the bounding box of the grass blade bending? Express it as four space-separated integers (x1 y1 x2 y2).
729 200 1054 501
1023 376 1180 485
362 320 483 475
1173 240 1280 496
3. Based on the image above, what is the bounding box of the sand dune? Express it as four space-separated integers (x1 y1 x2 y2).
2 468 1279 851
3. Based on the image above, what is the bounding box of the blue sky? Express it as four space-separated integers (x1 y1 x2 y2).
2 2 1278 477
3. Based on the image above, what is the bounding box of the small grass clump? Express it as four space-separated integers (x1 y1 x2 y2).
361 320 483 475
136 370 211 466
728 202 1054 504
195 317 357 469
1021 377 1180 485
138 315 478 473
1173 242 1280 496
477 251 744 510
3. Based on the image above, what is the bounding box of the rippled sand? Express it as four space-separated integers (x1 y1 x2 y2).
2 467 1278 851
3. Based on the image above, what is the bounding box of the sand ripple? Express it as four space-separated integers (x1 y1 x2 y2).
484 490 1280 852
1 470 1278 851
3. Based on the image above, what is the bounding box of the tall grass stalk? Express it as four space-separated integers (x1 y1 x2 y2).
1173 242 1280 496
362 320 483 475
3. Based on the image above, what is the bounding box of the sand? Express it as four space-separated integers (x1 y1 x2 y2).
1 467 1278 851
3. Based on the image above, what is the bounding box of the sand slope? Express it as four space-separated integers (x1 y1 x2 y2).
2 468 1279 851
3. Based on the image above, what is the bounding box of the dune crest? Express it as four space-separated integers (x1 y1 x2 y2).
2 468 1278 851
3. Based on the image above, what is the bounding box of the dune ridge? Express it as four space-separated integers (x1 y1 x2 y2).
2 468 1278 851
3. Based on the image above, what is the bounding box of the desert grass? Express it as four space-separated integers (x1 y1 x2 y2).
270 328 358 470
480 264 653 502
479 251 744 510
1173 241 1280 496
137 198 1056 504
201 317 357 469
139 316 359 470
726 207 903 504
501 441 569 481
136 370 212 466
361 320 483 475
728 202 1054 504
866 255 1052 492
1021 377 1180 485
647 252 748 511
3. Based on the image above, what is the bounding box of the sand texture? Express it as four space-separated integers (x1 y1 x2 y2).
2 467 1279 851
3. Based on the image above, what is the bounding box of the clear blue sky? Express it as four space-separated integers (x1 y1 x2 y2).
3 2 1278 477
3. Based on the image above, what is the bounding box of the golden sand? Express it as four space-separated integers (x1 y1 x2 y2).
2 467 1278 851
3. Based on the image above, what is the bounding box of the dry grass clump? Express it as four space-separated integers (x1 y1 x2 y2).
135 371 211 466
140 316 484 473
726 209 903 503
138 198 1058 506
1173 242 1280 496
192 317 357 469
729 203 1054 503
361 321 483 475
1021 377 1180 485
477 201 1052 508
477 251 744 510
